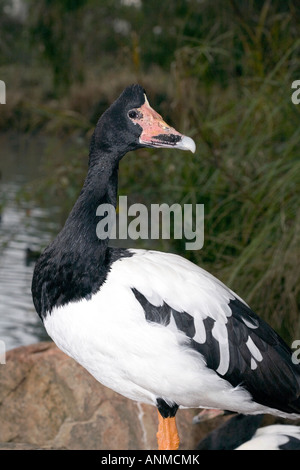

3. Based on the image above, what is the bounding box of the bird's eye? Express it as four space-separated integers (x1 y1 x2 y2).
128 110 138 119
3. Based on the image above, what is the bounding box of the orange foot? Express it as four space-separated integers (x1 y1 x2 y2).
156 410 180 450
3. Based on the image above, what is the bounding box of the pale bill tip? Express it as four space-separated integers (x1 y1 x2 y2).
180 135 196 153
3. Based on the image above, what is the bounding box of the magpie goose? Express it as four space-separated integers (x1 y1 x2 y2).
196 413 300 450
32 84 300 450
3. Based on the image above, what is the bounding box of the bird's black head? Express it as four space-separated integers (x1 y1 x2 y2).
91 84 196 162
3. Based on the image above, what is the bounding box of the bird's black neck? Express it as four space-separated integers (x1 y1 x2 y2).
63 150 118 256
32 147 131 319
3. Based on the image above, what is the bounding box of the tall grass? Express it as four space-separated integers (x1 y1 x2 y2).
119 85 300 341
118 9 300 342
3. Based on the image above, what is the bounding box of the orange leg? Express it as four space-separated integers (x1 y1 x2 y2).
156 410 180 450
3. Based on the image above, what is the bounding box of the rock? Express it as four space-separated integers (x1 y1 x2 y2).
0 442 44 450
0 342 210 450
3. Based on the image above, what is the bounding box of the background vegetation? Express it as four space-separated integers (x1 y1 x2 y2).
0 0 299 342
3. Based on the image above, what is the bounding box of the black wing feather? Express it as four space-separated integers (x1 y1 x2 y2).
132 288 300 415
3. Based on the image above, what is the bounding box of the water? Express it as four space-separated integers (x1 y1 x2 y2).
0 133 62 350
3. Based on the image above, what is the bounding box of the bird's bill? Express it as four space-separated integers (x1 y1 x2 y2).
137 95 196 153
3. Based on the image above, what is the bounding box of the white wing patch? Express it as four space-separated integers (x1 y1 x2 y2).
111 249 261 377
192 318 207 344
212 320 230 375
241 316 259 329
236 425 300 450
246 336 263 370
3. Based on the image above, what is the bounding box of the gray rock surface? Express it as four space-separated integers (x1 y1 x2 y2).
0 342 208 450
